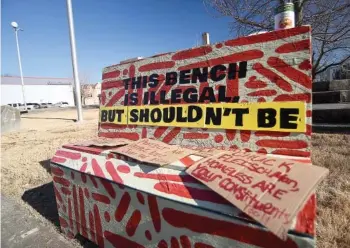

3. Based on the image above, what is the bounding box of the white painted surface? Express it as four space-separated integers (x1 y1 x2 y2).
1 84 75 106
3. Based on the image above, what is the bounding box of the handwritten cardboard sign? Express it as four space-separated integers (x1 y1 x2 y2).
74 137 131 147
111 138 195 166
186 149 328 240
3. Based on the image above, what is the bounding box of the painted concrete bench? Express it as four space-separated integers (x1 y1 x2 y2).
51 26 316 247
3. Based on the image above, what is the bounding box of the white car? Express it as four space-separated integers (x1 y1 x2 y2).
55 101 69 108
8 103 33 111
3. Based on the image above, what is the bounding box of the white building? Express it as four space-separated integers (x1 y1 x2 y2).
1 76 75 106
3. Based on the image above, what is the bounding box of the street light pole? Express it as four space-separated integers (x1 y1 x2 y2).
66 0 83 122
11 22 27 110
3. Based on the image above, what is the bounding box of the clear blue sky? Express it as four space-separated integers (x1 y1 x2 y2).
2 0 234 83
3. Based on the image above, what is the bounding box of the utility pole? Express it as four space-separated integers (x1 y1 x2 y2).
66 0 83 122
11 21 27 110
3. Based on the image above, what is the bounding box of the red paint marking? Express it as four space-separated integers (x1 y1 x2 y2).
134 172 198 183
81 173 87 183
61 187 71 195
255 131 290 137
253 63 293 92
59 217 68 228
194 243 214 248
180 156 195 167
148 195 161 233
100 123 128 129
225 129 236 141
215 43 223 48
142 127 147 138
183 133 209 139
100 178 116 198
93 204 104 247
73 185 80 233
295 194 316 235
154 127 168 138
162 208 298 248
126 210 141 236
258 97 266 102
101 80 123 90
178 50 264 71
256 140 308 149
145 230 152 241
268 57 311 89
104 211 111 222
79 187 88 238
53 176 70 187
306 124 312 136
245 76 268 89
92 193 111 204
89 175 99 188
104 231 145 248
117 165 130 173
102 70 120 80
171 237 180 248
68 198 73 230
154 182 229 205
55 150 81 160
51 156 67 163
106 161 123 184
139 61 175 72
129 64 135 77
273 93 311 103
225 26 310 47
158 240 168 248
51 167 64 176
115 192 131 222
275 39 310 53
101 91 106 105
137 192 145 205
214 134 223 143
63 205 67 213
240 130 251 142
99 131 140 140
172 46 212 60
306 110 312 117
89 211 95 243
63 145 104 155
180 236 191 248
123 69 128 75
163 127 181 143
106 89 125 106
84 188 90 198
299 59 312 71
272 149 311 157
92 158 105 178
247 89 277 97
257 148 267 154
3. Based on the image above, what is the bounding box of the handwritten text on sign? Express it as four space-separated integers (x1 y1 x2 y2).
100 101 306 132
111 138 194 166
186 150 328 240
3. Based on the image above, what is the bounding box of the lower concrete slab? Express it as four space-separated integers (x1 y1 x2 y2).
1 195 76 248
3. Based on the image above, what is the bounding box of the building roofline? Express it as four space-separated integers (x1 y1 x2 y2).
1 76 73 80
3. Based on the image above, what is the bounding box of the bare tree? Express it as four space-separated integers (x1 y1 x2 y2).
204 0 350 78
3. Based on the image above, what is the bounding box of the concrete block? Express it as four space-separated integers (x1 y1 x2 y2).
1 105 21 133
312 81 329 92
329 79 350 91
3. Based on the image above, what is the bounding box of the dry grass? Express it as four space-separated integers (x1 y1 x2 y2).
1 109 349 247
312 134 350 248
